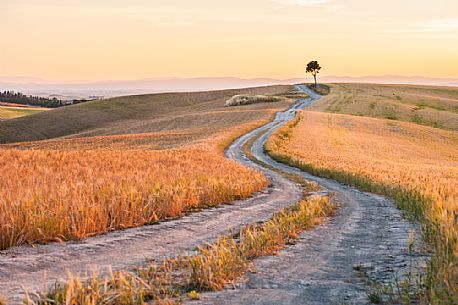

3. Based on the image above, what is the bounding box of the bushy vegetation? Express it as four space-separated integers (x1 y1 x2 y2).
306 84 330 95
0 91 88 108
266 111 458 304
224 94 283 107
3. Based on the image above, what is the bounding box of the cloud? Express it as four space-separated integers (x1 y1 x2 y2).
417 18 458 32
271 0 331 7
383 18 458 33
207 35 344 42
270 0 344 14
156 20 194 28
323 4 344 13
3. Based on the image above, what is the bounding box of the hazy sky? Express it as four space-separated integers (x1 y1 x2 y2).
1 0 457 81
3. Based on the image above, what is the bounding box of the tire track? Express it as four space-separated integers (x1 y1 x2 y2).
0 85 426 305
0 91 308 304
192 85 428 305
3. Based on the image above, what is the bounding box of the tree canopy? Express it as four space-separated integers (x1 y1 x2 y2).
306 61 321 86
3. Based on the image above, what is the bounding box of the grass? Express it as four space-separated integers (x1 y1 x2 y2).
0 86 310 250
0 142 269 250
266 110 458 304
26 194 335 305
367 291 383 304
0 104 48 120
309 83 458 131
306 84 331 95
0 85 295 144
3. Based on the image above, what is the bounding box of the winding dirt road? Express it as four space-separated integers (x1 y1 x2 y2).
0 85 426 304
0 89 308 303
193 85 427 305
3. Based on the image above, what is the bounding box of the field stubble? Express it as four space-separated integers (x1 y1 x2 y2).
309 83 458 131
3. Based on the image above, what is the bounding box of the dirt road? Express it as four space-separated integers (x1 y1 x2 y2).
192 85 427 305
0 85 426 304
0 91 307 303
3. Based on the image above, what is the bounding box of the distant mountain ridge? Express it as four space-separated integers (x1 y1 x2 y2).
0 75 456 100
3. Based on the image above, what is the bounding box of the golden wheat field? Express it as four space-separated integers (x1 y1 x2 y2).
0 86 300 251
0 127 270 251
266 110 458 297
268 111 458 245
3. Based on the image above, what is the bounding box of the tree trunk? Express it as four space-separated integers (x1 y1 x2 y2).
313 74 317 87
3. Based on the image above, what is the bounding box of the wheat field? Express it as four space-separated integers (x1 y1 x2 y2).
0 86 303 250
266 110 458 300
0 133 268 250
0 86 304 250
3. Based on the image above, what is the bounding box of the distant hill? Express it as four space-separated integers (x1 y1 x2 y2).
0 85 292 144
0 75 456 100
0 77 302 100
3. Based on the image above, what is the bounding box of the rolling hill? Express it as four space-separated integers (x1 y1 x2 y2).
0 85 296 144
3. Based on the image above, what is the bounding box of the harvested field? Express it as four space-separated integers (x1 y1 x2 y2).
0 85 295 144
309 83 458 130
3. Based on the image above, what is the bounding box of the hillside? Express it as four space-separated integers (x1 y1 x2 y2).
0 105 48 120
0 85 294 144
309 83 458 130
0 84 304 251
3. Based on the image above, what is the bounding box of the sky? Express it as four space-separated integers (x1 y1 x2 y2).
1 0 457 81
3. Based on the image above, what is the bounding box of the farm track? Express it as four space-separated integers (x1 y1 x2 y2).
192 85 428 305
0 85 426 304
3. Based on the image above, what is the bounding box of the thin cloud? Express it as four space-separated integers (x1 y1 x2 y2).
156 20 194 28
271 0 331 6
323 4 344 13
383 18 458 33
207 35 344 42
271 0 345 14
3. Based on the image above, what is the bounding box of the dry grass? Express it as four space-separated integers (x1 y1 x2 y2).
26 195 335 305
0 127 271 250
309 83 458 130
0 85 294 144
0 86 305 250
306 84 331 95
266 111 458 303
2 110 281 151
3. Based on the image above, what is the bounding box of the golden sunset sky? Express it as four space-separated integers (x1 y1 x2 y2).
1 0 457 81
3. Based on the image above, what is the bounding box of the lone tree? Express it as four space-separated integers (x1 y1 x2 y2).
306 61 321 87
